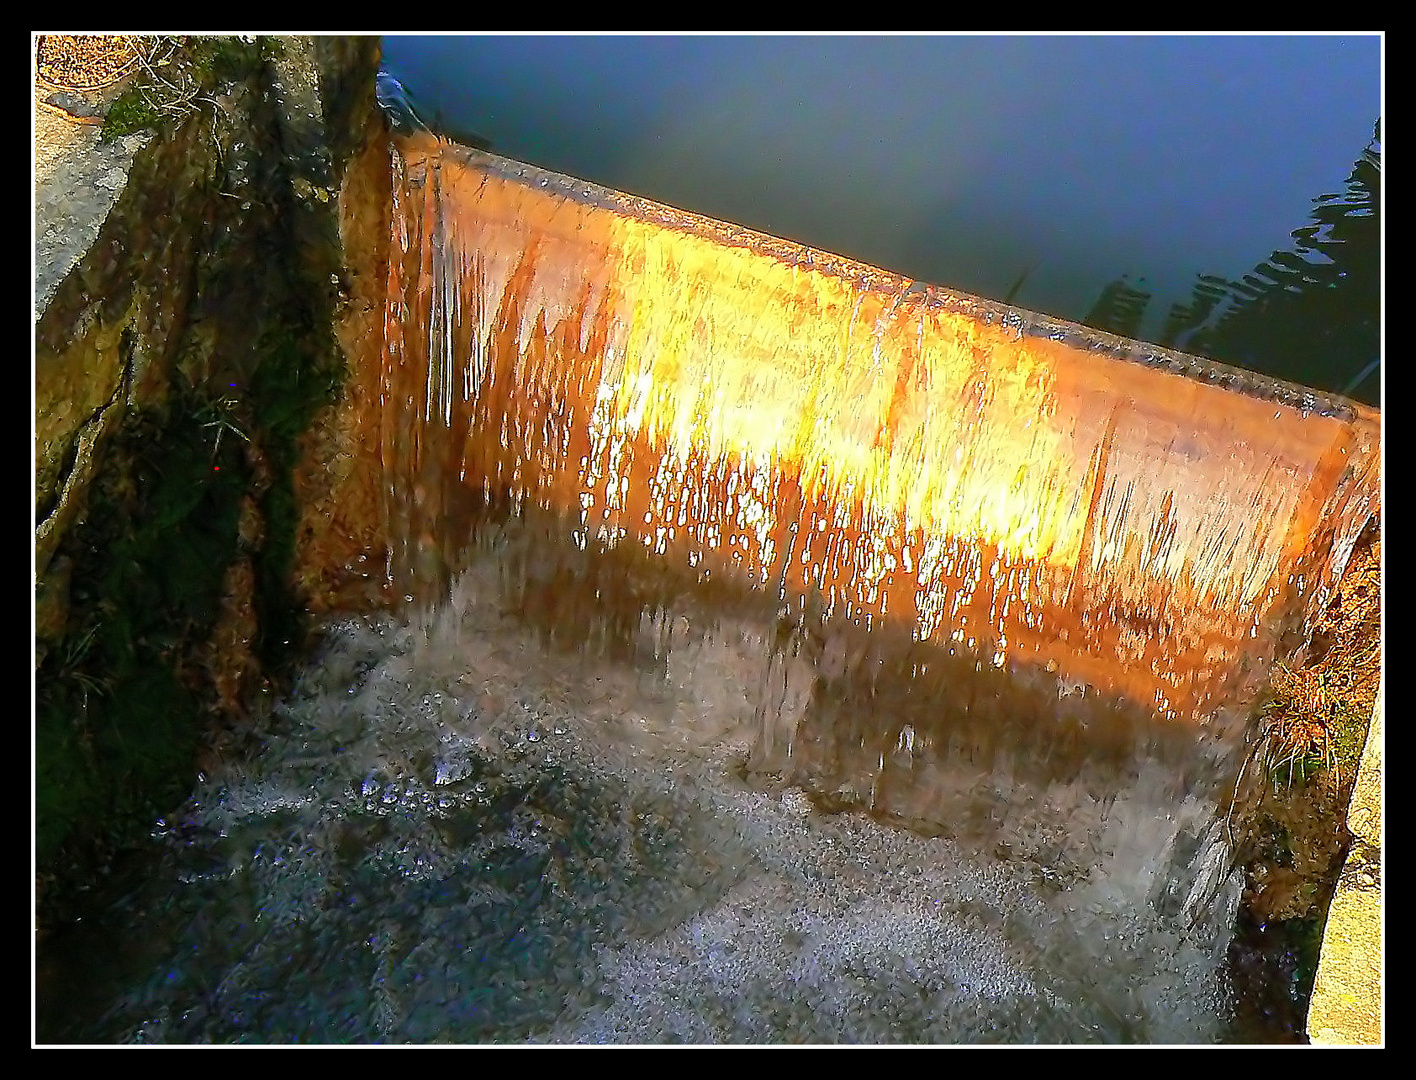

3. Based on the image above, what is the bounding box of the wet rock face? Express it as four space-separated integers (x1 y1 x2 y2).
34 36 383 893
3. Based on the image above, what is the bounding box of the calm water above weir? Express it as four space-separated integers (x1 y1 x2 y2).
379 35 1380 403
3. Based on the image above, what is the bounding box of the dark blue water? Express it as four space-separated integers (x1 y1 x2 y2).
379 34 1380 401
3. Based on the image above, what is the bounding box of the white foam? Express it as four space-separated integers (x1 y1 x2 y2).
103 571 1241 1044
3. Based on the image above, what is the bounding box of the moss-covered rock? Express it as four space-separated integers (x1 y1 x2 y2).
34 35 384 916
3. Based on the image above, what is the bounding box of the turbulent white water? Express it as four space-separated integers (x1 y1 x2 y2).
90 558 1243 1045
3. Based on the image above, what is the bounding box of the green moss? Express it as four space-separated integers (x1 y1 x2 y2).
98 35 274 145
35 307 347 879
99 86 162 142
184 35 266 89
1329 700 1372 785
34 382 253 869
1269 751 1325 793
1287 914 1327 1006
246 322 343 671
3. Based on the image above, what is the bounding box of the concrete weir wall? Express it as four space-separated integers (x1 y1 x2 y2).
329 132 1379 731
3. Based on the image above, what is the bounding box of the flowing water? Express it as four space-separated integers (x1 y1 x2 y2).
61 560 1245 1044
40 131 1379 1044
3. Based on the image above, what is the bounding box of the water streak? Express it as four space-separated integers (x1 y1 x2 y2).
363 133 1379 748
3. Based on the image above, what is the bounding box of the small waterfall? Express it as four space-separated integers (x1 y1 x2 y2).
62 131 1380 1044
362 132 1377 778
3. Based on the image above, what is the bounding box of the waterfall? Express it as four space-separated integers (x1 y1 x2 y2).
364 131 1378 778
61 131 1380 1044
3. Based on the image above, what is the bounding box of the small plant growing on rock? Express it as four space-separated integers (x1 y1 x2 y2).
99 35 268 143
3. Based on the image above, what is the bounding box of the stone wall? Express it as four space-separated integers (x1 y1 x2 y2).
34 35 383 902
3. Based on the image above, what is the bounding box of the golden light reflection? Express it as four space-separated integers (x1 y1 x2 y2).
367 133 1381 723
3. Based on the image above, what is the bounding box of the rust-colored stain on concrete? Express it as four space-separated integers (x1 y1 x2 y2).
324 132 1380 730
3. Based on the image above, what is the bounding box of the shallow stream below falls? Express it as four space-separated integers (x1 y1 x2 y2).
38 553 1283 1045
